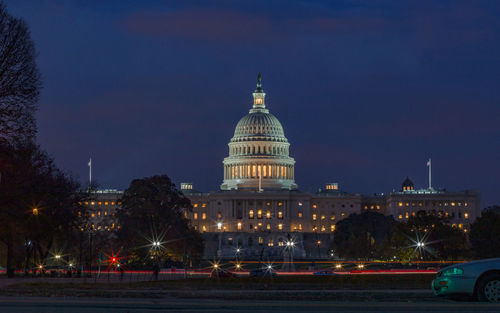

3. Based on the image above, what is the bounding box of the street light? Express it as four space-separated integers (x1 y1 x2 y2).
32 208 39 216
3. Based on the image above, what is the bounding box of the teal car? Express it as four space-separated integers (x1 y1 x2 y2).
432 258 500 302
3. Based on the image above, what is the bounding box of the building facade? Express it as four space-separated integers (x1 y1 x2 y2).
87 75 481 260
181 75 481 259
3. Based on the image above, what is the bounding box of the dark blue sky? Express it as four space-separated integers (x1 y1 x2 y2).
5 0 500 206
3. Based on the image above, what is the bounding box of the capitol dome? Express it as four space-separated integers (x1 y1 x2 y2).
221 74 297 191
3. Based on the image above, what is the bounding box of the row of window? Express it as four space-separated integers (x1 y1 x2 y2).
312 225 336 232
224 164 293 180
226 237 294 247
230 144 288 155
312 213 346 220
80 201 120 206
397 211 469 219
397 201 469 207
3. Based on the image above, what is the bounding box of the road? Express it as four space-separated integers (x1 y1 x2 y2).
0 297 499 313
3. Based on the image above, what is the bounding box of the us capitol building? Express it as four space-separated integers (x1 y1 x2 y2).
88 74 481 260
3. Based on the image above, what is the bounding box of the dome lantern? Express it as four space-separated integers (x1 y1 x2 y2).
251 73 267 113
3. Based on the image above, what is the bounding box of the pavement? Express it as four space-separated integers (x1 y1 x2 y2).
0 297 499 312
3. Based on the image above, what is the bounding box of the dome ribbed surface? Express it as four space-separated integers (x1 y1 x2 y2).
231 112 286 142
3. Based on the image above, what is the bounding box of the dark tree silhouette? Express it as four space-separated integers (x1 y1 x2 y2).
0 142 88 277
116 175 203 268
0 2 41 143
333 211 395 259
469 206 500 258
385 211 470 261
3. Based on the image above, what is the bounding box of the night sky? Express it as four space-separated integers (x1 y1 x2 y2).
5 1 500 206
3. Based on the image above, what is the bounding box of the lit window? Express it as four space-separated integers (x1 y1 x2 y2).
398 202 403 207
98 202 102 205
321 225 326 231
217 212 222 219
278 202 283 206
202 203 207 208
217 222 222 230
202 213 206 220
452 224 457 228
194 204 198 208
321 215 325 220
111 202 115 205
237 222 242 230
331 225 336 232
298 212 302 218
278 223 283 230
464 212 469 219
266 202 270 206
194 213 198 220
266 211 271 218
465 202 468 207
91 213 95 218
258 237 264 245
91 202 95 206
298 224 302 231
313 204 317 209
278 239 284 246
451 202 456 206
104 202 108 205
312 214 317 220
331 215 335 220
202 226 206 232
257 210 262 219
266 224 271 230
249 210 254 219
341 212 345 217
268 239 273 247
398 214 403 219
278 211 283 219
298 202 303 206
405 212 409 219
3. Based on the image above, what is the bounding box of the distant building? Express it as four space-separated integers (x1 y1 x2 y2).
181 75 481 259
88 75 481 260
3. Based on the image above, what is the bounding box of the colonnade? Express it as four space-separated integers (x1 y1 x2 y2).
230 144 288 156
224 164 294 180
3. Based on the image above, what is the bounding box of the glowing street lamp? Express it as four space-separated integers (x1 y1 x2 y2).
55 255 61 259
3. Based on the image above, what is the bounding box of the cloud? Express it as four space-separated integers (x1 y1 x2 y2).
121 8 387 43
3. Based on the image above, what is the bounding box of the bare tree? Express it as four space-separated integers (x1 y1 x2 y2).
0 2 41 143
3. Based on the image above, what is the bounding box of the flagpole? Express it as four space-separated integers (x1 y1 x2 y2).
89 158 92 185
428 158 431 189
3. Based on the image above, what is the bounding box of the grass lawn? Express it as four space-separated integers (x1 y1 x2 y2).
0 274 437 300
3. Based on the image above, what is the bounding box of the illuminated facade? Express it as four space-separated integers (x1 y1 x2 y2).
88 75 481 259
181 74 481 259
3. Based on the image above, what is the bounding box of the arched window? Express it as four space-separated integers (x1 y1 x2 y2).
249 210 254 219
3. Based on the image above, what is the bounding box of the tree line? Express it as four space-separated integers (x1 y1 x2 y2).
0 2 202 277
332 208 500 261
